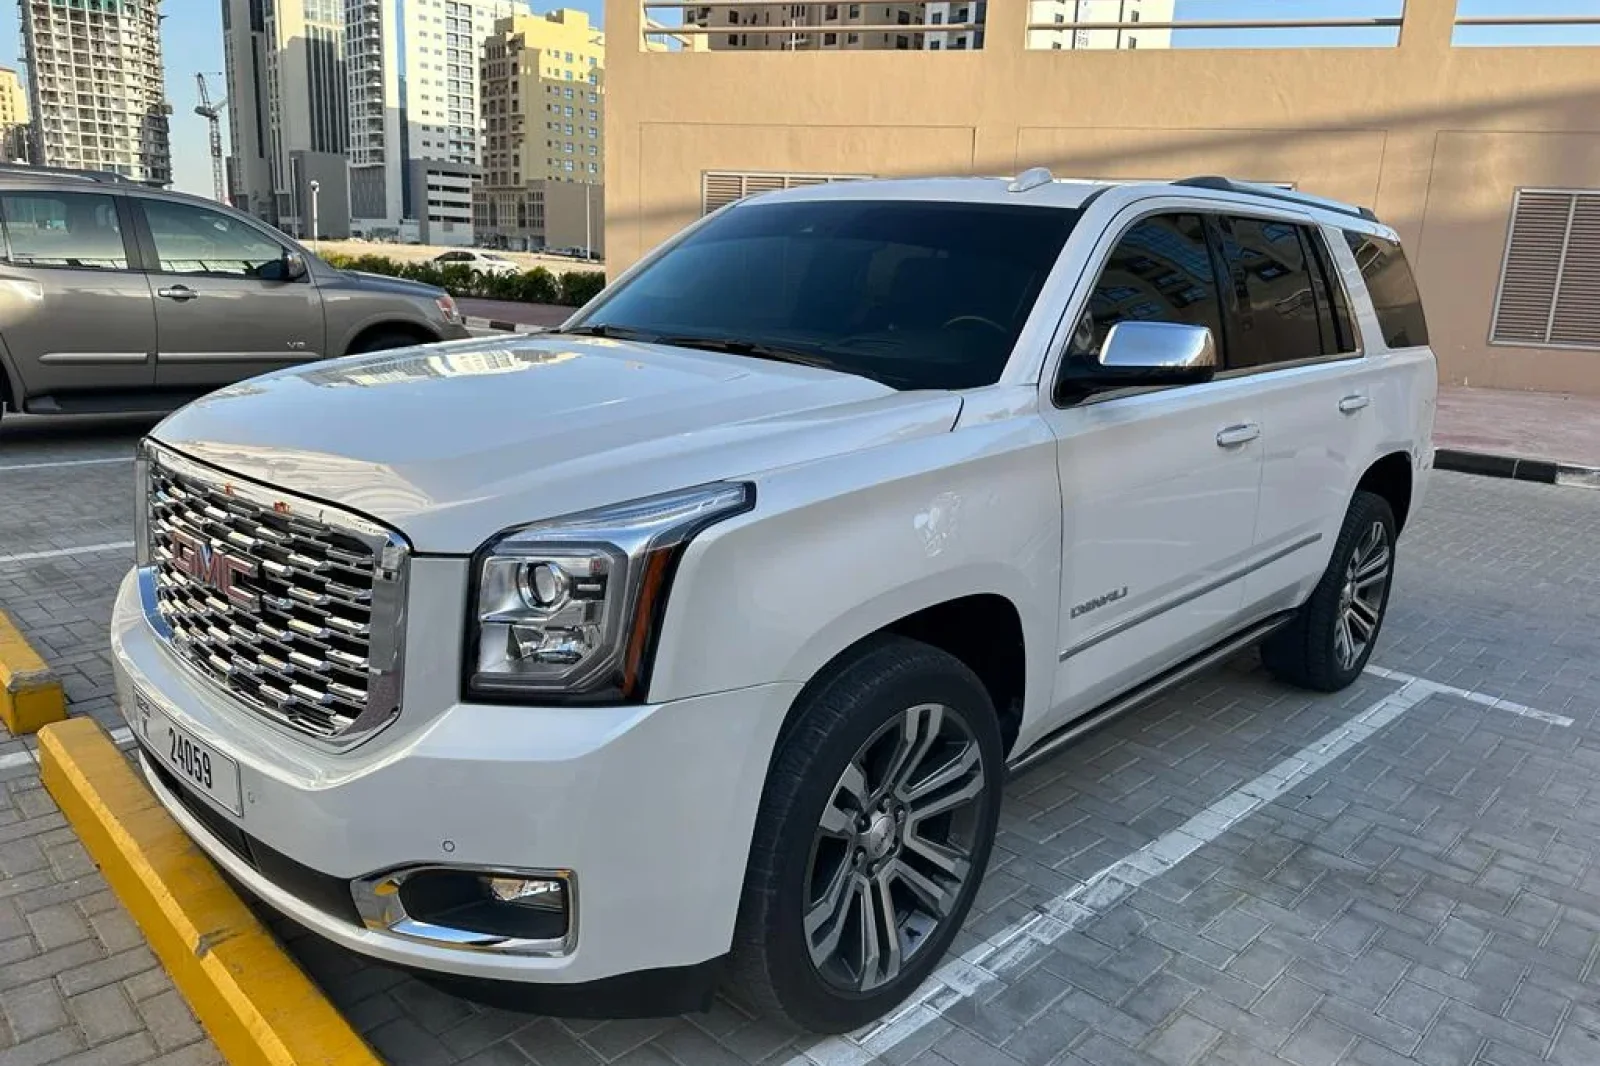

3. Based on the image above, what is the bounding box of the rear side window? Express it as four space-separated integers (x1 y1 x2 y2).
1344 232 1429 349
1069 213 1224 358
0 192 128 270
1215 216 1327 369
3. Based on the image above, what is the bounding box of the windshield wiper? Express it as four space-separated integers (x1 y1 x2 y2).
651 334 841 372
552 323 660 342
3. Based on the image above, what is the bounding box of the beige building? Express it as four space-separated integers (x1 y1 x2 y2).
20 0 170 184
609 0 1600 395
0 67 29 162
475 8 605 254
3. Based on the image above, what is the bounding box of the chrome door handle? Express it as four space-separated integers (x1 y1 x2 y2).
157 285 197 301
1216 423 1261 448
1339 394 1371 414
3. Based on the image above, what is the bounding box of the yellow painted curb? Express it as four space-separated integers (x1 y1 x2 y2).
0 608 66 734
38 717 381 1066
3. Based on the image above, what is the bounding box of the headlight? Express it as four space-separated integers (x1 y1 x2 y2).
468 483 754 701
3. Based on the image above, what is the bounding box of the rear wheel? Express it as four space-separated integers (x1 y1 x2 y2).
1261 491 1397 691
730 637 1003 1032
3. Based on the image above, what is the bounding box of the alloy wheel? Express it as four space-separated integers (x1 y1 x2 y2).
802 702 987 992
1335 519 1391 670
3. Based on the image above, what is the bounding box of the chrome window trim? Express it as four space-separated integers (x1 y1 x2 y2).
139 441 410 752
351 863 578 958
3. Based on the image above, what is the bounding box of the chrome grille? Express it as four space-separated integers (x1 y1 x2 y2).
145 448 408 746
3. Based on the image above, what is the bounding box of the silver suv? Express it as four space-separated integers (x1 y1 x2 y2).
0 167 469 425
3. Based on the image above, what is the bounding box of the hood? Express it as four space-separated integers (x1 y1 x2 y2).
151 334 961 553
337 269 444 297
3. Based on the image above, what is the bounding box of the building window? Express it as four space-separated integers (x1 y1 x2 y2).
895 35 910 49
824 32 837 45
1491 189 1599 349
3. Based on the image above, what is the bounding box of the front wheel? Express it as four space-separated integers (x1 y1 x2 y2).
1262 490 1397 692
730 637 1003 1032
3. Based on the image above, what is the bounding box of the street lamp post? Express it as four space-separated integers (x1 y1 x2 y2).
309 180 321 253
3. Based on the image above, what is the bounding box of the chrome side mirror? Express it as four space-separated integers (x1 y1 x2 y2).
284 251 309 281
1098 321 1218 375
1059 320 1219 401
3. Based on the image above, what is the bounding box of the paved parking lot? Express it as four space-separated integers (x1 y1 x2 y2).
2 411 1599 1066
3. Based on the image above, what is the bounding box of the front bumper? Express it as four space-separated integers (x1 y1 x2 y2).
111 566 796 986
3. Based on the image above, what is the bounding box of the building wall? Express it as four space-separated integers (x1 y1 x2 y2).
22 0 171 184
0 67 29 162
477 8 604 251
607 0 1600 395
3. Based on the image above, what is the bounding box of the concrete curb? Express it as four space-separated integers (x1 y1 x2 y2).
38 717 382 1066
463 317 548 334
1435 448 1600 490
0 608 66 734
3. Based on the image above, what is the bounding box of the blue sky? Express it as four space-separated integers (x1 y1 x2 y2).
0 0 1590 195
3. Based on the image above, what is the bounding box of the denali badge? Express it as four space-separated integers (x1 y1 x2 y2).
168 528 260 611
1070 586 1129 619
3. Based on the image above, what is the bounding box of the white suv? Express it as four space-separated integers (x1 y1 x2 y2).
113 173 1436 1031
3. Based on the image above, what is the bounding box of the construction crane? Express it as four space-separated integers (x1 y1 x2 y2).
194 73 227 204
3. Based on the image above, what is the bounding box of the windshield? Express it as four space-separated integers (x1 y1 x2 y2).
573 199 1080 390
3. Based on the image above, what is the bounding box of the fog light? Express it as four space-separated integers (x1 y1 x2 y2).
485 876 564 910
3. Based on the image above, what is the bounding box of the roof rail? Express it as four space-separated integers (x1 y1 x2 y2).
0 163 137 185
1172 176 1380 223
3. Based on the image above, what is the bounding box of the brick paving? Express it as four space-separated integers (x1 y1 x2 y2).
1434 386 1600 470
1 411 1598 1066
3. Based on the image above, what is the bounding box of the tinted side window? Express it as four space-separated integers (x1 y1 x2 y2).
142 199 285 277
1069 213 1224 358
0 192 128 270
1344 232 1429 349
1217 216 1324 369
1303 227 1359 353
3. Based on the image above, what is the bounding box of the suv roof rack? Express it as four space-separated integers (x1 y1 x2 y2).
0 163 138 185
1172 176 1380 223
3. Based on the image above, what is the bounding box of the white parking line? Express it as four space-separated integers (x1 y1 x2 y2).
791 669 1573 1065
0 456 132 472
0 541 135 564
1365 664 1574 727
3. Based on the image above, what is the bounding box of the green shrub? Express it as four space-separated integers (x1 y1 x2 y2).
558 270 606 308
318 249 598 307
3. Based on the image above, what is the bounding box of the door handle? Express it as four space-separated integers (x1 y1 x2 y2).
1216 423 1261 448
157 285 197 301
1339 394 1371 414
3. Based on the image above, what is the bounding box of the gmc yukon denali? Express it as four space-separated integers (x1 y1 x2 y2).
112 172 1436 1031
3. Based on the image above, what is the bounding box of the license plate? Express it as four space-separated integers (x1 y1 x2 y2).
136 694 243 816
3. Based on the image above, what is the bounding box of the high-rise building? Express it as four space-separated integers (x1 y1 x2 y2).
687 3 928 50
20 0 171 183
686 2 1172 51
0 67 29 162
223 0 351 235
346 0 522 245
1027 1 1174 51
474 7 604 254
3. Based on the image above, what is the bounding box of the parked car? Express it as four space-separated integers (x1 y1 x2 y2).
432 249 522 277
114 172 1436 1031
0 167 469 426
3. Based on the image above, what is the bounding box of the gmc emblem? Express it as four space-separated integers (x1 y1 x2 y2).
168 528 260 611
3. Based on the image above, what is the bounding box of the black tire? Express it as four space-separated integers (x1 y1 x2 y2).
348 330 427 355
729 636 1003 1032
1261 491 1397 692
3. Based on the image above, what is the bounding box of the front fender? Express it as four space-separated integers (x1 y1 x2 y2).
648 414 1063 739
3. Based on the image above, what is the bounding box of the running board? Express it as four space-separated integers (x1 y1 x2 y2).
1007 612 1294 777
